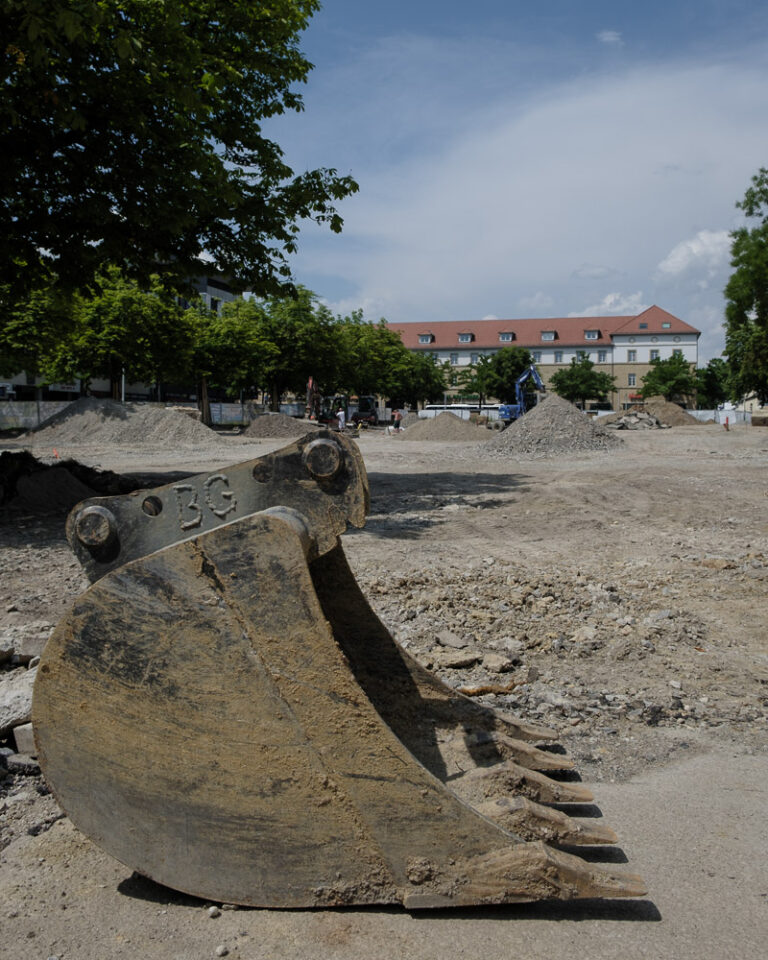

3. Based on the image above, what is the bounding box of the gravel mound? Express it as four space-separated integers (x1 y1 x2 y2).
242 413 320 438
642 395 700 426
398 412 487 442
25 398 221 446
483 394 621 458
400 412 421 428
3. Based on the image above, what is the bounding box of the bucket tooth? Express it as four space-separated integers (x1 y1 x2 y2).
402 844 647 909
457 730 575 772
454 760 595 805
473 796 619 846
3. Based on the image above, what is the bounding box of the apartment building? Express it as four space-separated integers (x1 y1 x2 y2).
388 305 699 408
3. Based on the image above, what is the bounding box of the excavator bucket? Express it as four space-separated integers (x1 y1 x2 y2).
33 430 645 908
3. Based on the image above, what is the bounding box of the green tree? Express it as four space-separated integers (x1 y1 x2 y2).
694 358 729 408
640 354 697 402
187 297 277 423
1 1 357 297
550 357 616 408
337 316 413 397
390 351 446 407
724 168 768 403
483 347 534 402
254 287 340 409
45 267 192 397
456 355 497 405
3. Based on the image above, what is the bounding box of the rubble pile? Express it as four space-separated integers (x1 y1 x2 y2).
356 551 768 780
242 412 320 439
483 394 621 458
25 398 222 447
398 411 487 441
604 411 667 430
642 395 700 426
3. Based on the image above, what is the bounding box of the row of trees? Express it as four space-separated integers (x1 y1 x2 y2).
0 269 447 413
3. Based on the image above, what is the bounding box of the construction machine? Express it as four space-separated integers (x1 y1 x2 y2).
33 430 644 909
498 364 546 425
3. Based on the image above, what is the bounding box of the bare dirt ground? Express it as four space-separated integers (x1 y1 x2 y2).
1 422 767 959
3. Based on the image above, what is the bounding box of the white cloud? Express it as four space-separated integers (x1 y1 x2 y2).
597 30 624 47
571 263 622 280
287 47 768 362
517 292 554 312
657 229 731 277
481 313 499 320
568 292 650 318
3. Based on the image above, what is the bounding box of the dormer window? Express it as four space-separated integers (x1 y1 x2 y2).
662 322 671 329
499 332 514 342
418 333 434 344
638 322 648 329
541 331 556 341
584 330 599 340
458 333 475 343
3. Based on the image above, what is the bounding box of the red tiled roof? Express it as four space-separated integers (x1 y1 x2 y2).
388 306 698 351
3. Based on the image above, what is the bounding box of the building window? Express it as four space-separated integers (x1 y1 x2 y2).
673 348 683 357
554 350 563 363
577 350 588 360
450 352 459 366
627 349 637 362
541 331 556 341
449 373 458 386
628 374 636 387
597 350 607 363
650 349 660 361
418 334 433 344
639 323 648 329
662 322 671 329
584 330 599 340
499 332 514 342
210 297 221 314
532 351 542 362
458 333 474 343
470 352 479 364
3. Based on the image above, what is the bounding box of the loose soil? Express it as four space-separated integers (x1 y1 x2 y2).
1 421 767 959
399 411 487 441
241 412 321 439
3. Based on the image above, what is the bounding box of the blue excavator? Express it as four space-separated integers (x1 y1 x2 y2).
498 364 546 425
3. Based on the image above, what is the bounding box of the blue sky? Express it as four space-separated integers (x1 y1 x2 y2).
267 1 768 361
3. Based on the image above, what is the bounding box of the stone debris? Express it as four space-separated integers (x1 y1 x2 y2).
483 394 621 459
241 412 321 439
24 397 222 447
603 411 667 430
356 548 768 783
642 395 700 426
398 412 487 442
0 666 36 737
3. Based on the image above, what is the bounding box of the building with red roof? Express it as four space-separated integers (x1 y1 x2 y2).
387 305 699 409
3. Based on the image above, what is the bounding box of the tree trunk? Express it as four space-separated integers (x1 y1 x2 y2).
269 380 280 412
198 376 212 426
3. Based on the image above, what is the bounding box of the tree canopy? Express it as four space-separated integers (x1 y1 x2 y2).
694 358 729 409
640 353 697 402
724 168 768 403
1 0 358 297
549 357 616 408
457 347 533 403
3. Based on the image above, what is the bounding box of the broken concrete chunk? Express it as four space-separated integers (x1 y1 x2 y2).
0 666 37 737
483 653 515 674
435 629 468 649
13 721 36 756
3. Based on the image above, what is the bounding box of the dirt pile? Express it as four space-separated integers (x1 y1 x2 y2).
242 413 320 438
0 450 141 514
398 412 487 442
25 398 221 447
400 411 421 428
642 395 699 426
483 394 621 458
